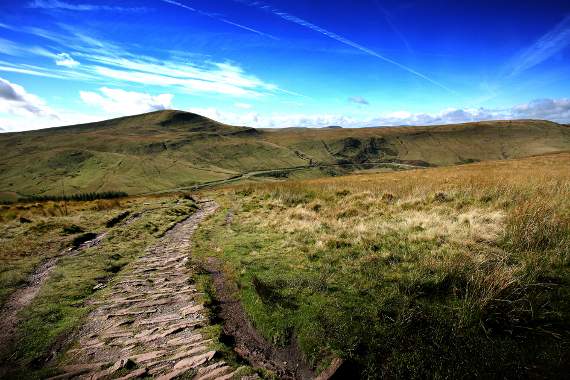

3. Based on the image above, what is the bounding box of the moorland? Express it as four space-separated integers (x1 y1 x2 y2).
0 112 569 379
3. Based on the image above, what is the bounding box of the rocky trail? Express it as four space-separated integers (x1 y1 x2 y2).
52 201 241 380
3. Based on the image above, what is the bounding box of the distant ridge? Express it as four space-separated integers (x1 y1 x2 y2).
1 110 569 197
38 110 252 134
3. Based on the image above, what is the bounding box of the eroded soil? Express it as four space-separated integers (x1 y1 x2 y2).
203 258 315 380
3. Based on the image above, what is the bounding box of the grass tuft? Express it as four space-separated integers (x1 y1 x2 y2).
503 199 569 252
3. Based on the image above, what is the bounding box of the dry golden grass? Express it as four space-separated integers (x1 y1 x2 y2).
253 153 569 309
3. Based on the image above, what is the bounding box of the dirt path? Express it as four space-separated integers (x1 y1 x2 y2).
52 201 241 380
146 162 423 196
203 258 315 380
0 231 108 367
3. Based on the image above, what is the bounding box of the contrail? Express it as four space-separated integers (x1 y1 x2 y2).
232 0 455 93
506 15 570 78
158 0 279 40
374 0 413 54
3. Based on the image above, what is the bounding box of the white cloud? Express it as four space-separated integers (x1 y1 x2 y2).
511 98 570 121
189 97 570 129
80 87 173 115
349 96 370 105
376 107 497 126
2 71 569 133
189 107 361 128
235 102 252 109
0 111 101 132
0 77 104 132
3 95 570 134
28 0 147 12
0 76 57 118
0 23 294 98
55 52 80 68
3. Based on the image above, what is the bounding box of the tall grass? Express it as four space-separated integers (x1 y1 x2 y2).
503 199 569 252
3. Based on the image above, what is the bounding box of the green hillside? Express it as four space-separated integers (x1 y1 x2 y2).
1 110 569 197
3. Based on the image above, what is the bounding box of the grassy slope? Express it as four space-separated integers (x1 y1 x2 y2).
193 153 570 378
262 119 570 165
1 111 569 196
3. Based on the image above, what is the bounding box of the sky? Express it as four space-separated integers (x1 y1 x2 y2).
1 0 570 132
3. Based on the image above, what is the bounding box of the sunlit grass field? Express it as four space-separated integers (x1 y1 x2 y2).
193 153 570 378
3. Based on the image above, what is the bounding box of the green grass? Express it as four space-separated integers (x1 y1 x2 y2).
192 154 570 378
0 201 113 305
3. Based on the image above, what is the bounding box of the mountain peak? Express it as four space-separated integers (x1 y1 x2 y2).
155 110 222 127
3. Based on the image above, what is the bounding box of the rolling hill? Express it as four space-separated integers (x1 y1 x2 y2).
1 110 569 198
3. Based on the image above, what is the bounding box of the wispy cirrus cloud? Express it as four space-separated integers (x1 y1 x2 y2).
230 0 454 94
0 62 66 79
158 0 278 40
28 0 148 12
0 37 57 60
0 23 290 98
93 64 268 97
506 15 570 78
374 0 413 54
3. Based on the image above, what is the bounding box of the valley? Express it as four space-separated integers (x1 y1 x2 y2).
1 111 569 199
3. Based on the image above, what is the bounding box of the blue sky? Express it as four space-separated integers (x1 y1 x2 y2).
1 0 570 131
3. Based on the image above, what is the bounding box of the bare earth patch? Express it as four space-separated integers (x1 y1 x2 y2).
203 257 315 380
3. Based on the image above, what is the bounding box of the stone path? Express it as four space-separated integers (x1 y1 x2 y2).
53 201 240 380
